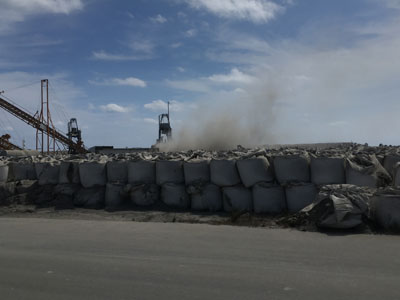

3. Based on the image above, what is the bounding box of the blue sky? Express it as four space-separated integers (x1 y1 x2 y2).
0 0 399 149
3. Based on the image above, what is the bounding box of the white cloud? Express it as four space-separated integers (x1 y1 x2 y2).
100 103 132 113
0 0 83 33
185 29 197 37
129 40 156 54
111 77 147 87
182 0 283 23
143 118 158 124
144 100 188 112
171 42 183 48
166 68 255 93
92 50 151 61
208 68 255 84
177 67 186 72
149 14 167 23
89 77 147 88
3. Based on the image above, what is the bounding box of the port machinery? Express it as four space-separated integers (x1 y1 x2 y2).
0 79 86 154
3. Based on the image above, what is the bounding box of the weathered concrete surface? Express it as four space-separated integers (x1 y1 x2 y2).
0 218 399 300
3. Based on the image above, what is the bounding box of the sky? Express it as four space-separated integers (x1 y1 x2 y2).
0 0 399 150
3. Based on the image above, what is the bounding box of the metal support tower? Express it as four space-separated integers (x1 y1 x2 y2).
157 101 172 143
36 79 56 154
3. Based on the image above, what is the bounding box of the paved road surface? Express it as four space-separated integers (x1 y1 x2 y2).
0 218 399 300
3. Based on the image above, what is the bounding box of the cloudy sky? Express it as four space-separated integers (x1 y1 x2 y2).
0 0 399 149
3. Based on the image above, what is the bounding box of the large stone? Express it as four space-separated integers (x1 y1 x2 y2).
273 156 310 184
183 160 210 185
252 183 286 214
285 183 317 213
128 161 156 184
310 157 345 185
223 186 252 212
79 162 107 188
210 160 241 187
236 157 274 188
156 161 184 185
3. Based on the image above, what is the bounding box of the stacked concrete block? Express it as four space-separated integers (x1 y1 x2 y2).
105 183 125 210
161 183 189 209
237 157 274 188
370 192 400 232
183 160 210 185
8 162 36 181
105 161 128 209
79 162 107 188
156 161 184 185
35 162 60 185
0 164 8 183
189 184 222 212
210 159 241 187
58 161 80 184
394 163 400 187
223 186 252 212
273 155 310 184
345 155 391 188
157 161 187 209
129 184 159 206
127 161 158 207
184 160 222 211
252 183 286 214
311 156 345 185
74 187 105 209
128 161 156 184
106 161 128 184
285 183 317 213
383 155 400 178
346 159 377 188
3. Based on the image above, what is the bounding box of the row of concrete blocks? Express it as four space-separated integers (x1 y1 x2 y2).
75 181 316 213
2 155 400 187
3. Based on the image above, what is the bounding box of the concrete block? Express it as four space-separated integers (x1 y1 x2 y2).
237 157 274 188
156 161 184 185
128 161 156 184
210 160 241 187
273 156 310 184
183 160 210 185
285 183 317 213
223 186 252 212
311 157 345 185
252 183 286 214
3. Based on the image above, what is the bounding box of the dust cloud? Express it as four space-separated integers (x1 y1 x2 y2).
161 84 280 151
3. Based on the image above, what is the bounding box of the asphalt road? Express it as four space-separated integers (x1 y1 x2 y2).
0 218 399 300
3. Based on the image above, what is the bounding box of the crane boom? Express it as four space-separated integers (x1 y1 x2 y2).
0 96 86 153
0 134 22 150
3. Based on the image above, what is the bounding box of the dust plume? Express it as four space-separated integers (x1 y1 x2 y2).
161 82 281 151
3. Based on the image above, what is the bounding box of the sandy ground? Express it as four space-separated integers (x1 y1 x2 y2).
0 204 283 229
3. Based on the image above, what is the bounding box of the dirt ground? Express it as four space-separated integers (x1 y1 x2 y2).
0 204 285 229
